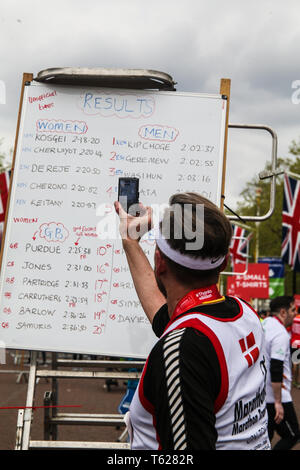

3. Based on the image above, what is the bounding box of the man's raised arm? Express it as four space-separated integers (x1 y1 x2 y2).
114 201 166 324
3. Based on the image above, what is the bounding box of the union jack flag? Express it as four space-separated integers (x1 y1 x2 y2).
229 224 252 266
281 174 300 271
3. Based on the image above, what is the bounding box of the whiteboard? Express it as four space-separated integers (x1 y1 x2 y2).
0 82 227 358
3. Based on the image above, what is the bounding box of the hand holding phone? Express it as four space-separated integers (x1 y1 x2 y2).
114 200 153 242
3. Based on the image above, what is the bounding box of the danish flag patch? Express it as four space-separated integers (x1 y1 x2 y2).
239 332 259 367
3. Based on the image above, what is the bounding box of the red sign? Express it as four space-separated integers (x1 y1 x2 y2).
291 315 300 348
226 263 269 301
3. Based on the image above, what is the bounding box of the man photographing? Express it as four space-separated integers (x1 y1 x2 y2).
115 192 270 450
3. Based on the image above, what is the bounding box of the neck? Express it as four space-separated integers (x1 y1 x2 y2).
166 285 193 317
165 280 219 318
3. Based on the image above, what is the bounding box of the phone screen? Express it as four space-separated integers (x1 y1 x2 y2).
118 178 139 214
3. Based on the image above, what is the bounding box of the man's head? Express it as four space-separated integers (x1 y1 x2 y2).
270 296 297 328
154 192 232 291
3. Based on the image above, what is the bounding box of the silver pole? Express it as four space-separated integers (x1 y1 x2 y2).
21 351 38 450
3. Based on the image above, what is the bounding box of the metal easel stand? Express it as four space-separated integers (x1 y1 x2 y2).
15 351 38 450
15 352 144 450
227 123 282 223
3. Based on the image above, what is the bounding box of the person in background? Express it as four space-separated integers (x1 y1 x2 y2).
262 295 300 450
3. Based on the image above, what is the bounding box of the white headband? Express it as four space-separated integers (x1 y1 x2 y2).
155 228 226 270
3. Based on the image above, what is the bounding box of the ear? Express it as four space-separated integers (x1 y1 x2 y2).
279 307 288 319
155 248 167 275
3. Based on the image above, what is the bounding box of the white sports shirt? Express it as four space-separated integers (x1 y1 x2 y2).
262 316 292 403
127 295 271 450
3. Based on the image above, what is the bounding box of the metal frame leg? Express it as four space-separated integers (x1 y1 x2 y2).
20 351 38 450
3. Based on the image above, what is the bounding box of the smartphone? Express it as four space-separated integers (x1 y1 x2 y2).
118 177 139 215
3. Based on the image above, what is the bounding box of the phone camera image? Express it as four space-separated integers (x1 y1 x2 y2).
118 178 139 216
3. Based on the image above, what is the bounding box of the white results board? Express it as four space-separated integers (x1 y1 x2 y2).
0 82 227 358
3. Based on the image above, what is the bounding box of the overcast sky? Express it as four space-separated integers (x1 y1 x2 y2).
1 0 300 211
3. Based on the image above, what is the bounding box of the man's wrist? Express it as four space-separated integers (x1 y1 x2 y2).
122 237 141 249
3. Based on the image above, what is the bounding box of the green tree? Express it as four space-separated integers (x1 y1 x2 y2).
226 145 300 295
